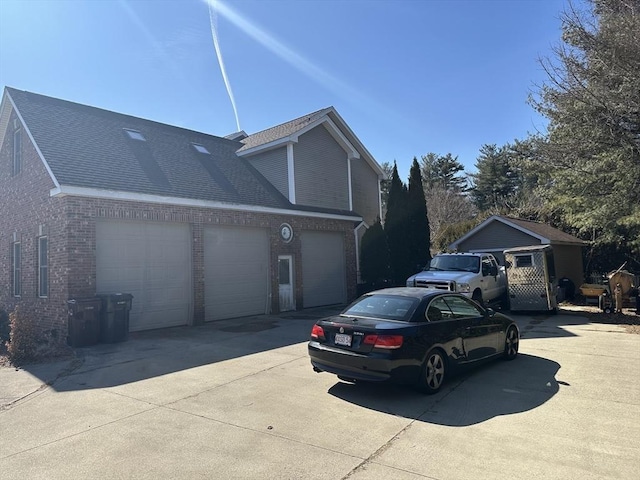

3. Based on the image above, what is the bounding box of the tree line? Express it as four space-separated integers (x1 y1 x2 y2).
361 0 639 285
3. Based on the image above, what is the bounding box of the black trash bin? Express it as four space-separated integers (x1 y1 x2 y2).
67 297 102 347
558 277 576 301
97 293 133 343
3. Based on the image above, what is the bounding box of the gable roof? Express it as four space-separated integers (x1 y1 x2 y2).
238 108 330 152
450 215 587 249
237 106 386 178
0 87 362 220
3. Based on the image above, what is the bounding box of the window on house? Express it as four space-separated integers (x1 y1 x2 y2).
12 242 21 297
124 129 146 141
192 143 210 154
13 128 22 175
38 236 48 297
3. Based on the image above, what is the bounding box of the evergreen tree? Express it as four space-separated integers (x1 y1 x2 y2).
530 0 640 256
379 161 394 219
407 158 431 271
469 144 518 212
420 152 468 192
384 163 410 285
359 218 390 287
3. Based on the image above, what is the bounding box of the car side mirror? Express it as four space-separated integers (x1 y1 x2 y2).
485 307 496 317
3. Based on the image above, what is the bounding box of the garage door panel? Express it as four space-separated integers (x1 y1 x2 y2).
302 232 347 308
96 221 192 331
204 226 269 321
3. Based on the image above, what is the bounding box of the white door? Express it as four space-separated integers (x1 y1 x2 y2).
96 221 192 331
301 231 347 308
204 226 270 321
278 255 295 312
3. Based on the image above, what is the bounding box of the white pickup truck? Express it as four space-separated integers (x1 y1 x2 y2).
406 252 508 307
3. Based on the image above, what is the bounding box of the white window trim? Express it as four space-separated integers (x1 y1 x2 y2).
12 241 21 297
38 236 48 298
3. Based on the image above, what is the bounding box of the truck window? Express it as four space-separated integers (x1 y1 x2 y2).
481 256 493 276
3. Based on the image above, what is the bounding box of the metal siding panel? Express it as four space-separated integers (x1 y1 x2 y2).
204 226 269 321
351 158 379 225
246 147 289 199
458 222 539 251
294 126 349 210
301 231 346 307
96 221 192 331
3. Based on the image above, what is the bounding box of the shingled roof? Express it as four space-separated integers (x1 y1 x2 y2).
501 216 586 245
3 88 366 216
237 108 331 152
450 215 586 249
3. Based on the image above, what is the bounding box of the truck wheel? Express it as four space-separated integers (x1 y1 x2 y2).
472 290 484 307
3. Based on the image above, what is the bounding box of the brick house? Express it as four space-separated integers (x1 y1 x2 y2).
0 87 384 344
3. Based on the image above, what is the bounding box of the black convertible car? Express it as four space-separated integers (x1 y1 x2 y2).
308 287 519 393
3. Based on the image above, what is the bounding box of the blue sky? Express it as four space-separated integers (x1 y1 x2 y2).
0 0 567 181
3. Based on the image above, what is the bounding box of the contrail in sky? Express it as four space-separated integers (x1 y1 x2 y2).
208 0 241 132
207 0 376 110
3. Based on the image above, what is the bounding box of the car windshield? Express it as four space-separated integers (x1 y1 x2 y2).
342 294 419 321
426 255 480 273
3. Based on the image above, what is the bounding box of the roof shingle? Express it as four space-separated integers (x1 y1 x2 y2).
7 88 293 209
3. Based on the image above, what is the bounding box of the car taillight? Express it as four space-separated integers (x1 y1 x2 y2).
311 325 325 340
363 334 403 349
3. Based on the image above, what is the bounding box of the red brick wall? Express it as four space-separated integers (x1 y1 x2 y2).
0 111 69 344
1 110 357 339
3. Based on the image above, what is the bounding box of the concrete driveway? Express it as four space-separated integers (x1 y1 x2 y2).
1 308 639 480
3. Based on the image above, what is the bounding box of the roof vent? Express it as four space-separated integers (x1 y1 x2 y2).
225 130 248 141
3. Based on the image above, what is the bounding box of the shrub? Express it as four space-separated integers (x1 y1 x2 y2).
6 305 42 365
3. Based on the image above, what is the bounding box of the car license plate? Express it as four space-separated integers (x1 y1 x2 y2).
334 333 352 346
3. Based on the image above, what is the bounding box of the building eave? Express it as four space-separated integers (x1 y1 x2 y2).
50 185 364 222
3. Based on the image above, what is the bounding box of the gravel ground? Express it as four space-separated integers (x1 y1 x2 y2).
560 302 640 334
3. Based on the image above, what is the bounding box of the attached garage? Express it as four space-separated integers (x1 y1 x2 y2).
204 225 270 321
96 221 193 331
301 231 347 308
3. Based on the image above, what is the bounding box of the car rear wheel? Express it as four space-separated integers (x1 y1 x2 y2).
503 326 519 360
419 349 446 394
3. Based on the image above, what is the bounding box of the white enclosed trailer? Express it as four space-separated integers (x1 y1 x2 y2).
504 245 558 312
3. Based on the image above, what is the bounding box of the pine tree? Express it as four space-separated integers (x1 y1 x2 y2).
469 144 518 212
384 163 410 285
359 218 390 287
530 0 640 255
407 158 431 271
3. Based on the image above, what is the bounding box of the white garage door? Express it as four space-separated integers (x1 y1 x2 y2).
204 226 269 321
96 221 192 331
301 231 347 308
